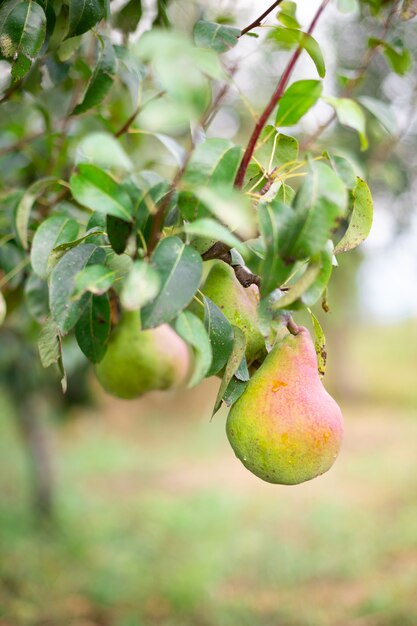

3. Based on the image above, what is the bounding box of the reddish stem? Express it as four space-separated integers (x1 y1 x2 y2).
240 0 285 37
234 0 330 189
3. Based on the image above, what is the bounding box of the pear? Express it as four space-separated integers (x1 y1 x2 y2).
226 326 343 485
96 311 190 399
202 261 266 366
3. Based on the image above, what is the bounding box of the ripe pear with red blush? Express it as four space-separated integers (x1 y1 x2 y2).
226 325 343 485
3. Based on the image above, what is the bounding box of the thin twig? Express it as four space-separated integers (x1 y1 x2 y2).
234 0 330 189
0 131 46 157
114 90 166 138
240 0 285 37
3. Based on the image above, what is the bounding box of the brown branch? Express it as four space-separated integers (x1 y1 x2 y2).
239 0 285 37
234 0 330 189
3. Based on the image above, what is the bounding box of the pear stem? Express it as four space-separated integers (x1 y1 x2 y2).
286 316 301 336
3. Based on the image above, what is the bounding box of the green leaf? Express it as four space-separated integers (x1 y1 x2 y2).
31 215 79 279
337 0 359 13
325 97 368 150
183 218 247 255
203 295 234 377
75 293 111 363
326 154 357 189
193 185 256 240
106 215 132 255
15 177 59 250
141 237 203 328
24 272 49 322
223 377 248 407
301 241 334 307
273 262 321 309
368 37 412 75
47 227 106 271
114 0 142 33
334 177 373 254
38 316 61 368
193 20 239 52
72 36 116 115
120 260 161 311
74 264 116 298
176 310 212 387
276 80 322 126
213 326 246 416
258 199 295 294
281 160 348 261
75 132 133 171
68 0 106 37
70 164 134 221
254 127 299 174
49 244 103 334
278 1 300 28
357 96 397 135
0 291 6 326
0 0 46 60
307 309 327 377
11 53 31 81
268 27 325 78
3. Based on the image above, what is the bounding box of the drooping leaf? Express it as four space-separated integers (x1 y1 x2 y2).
38 316 61 368
49 244 104 334
72 36 117 115
176 310 212 387
15 177 59 249
334 177 373 254
268 27 325 77
203 295 234 377
213 326 246 416
325 97 368 150
368 37 412 75
141 237 203 328
24 272 49 322
70 164 134 221
68 0 106 37
307 308 327 377
194 20 239 53
31 215 79 278
223 377 248 407
120 260 161 311
357 96 397 135
301 241 334 306
75 293 111 363
276 80 322 126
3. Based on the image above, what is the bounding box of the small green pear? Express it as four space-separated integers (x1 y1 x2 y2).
202 261 266 366
96 311 190 399
226 326 343 485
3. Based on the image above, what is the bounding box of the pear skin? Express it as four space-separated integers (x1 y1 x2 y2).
202 261 266 366
226 327 343 485
96 312 190 399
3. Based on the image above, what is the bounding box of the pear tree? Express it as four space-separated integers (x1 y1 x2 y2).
0 0 415 504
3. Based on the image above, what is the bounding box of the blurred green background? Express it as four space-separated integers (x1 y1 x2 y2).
1 312 417 626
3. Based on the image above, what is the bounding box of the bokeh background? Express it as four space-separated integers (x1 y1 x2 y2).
1 1 417 625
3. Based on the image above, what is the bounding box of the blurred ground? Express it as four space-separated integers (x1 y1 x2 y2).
1 320 417 626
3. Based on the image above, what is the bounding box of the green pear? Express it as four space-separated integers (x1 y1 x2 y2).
226 326 343 485
96 311 190 399
202 261 266 366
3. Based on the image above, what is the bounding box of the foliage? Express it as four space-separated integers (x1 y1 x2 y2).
0 0 414 413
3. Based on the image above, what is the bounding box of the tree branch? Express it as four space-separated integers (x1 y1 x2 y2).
235 0 330 189
239 0 285 37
